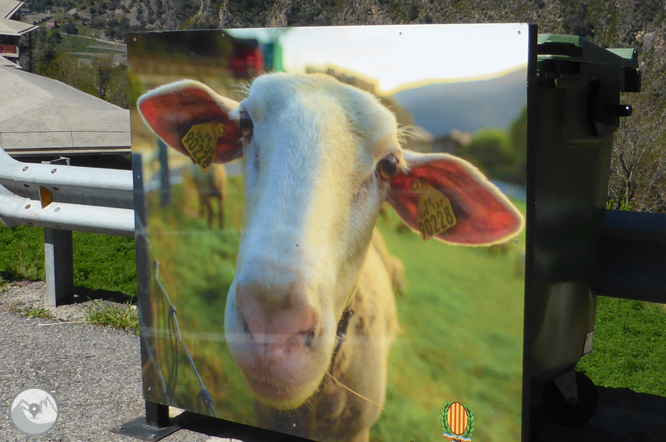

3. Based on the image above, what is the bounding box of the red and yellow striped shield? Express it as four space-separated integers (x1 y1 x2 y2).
447 402 468 436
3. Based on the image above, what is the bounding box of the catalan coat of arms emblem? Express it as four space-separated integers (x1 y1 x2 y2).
440 401 475 441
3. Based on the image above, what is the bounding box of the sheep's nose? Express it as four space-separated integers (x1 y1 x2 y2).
235 283 319 354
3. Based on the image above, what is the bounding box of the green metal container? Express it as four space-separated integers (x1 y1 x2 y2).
527 34 640 422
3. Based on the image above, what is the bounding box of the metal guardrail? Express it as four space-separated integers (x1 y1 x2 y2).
592 210 666 304
0 146 134 237
0 145 135 306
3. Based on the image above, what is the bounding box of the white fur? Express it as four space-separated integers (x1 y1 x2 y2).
223 74 402 410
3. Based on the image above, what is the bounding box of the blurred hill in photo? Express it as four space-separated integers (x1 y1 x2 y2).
391 68 527 137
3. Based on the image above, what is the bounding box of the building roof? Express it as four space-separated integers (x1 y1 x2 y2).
0 15 36 36
0 54 14 66
0 61 130 156
0 0 22 20
0 0 37 36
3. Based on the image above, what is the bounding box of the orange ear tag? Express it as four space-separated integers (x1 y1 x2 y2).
181 122 226 170
412 178 457 240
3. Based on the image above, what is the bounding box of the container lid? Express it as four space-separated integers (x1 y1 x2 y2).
538 34 638 68
537 35 640 92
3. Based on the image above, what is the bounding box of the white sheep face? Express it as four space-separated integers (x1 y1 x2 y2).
226 74 403 408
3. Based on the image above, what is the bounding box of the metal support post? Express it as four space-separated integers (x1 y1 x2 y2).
44 228 73 307
111 401 180 441
145 401 170 427
158 140 170 207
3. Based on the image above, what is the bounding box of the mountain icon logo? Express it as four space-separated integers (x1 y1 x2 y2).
9 388 59 435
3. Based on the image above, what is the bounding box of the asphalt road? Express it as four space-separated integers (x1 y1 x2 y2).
0 310 214 442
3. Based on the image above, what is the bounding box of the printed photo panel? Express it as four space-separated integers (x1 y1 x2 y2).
128 24 531 442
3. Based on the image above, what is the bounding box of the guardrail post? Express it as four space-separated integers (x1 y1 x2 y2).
44 228 74 307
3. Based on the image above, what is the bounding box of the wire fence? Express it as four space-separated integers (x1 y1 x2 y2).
136 216 217 418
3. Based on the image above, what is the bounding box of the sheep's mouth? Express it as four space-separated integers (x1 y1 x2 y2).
231 307 354 409
244 374 323 409
236 306 353 368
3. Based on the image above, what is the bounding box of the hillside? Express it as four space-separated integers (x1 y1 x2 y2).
391 68 527 137
22 0 666 97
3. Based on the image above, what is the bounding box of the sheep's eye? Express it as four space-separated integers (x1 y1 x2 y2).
239 111 253 137
376 155 398 181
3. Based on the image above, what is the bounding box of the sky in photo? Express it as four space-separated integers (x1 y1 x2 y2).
227 24 530 93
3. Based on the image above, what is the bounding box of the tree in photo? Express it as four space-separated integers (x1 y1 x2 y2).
463 128 522 184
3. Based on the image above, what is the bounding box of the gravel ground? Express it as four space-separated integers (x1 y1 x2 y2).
1 281 665 442
0 282 226 442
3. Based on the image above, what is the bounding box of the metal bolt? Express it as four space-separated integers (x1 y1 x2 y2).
24 204 30 209
148 387 151 391
51 168 57 174
54 207 60 212
22 166 28 171
119 426 124 431
150 434 157 439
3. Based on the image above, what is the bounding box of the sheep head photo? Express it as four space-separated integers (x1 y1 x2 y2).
129 25 530 442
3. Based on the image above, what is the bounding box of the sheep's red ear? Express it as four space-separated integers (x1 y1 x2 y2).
137 80 242 167
388 151 525 246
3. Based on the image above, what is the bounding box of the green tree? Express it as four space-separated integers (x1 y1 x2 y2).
463 128 520 183
36 50 96 97
105 17 118 40
107 64 129 108
509 106 528 185
45 29 63 46
63 22 79 35
91 16 106 29
36 43 57 64
92 53 115 99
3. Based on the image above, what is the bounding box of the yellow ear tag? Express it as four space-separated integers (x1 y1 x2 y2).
181 122 226 170
412 178 457 240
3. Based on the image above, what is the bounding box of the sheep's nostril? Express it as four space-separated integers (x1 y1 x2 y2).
235 283 319 350
304 330 315 348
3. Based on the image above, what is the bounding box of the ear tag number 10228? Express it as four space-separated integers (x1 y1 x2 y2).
181 122 225 170
413 178 457 240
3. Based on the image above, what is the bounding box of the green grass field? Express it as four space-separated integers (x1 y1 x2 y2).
0 226 136 297
576 299 666 396
60 34 127 62
373 203 527 441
